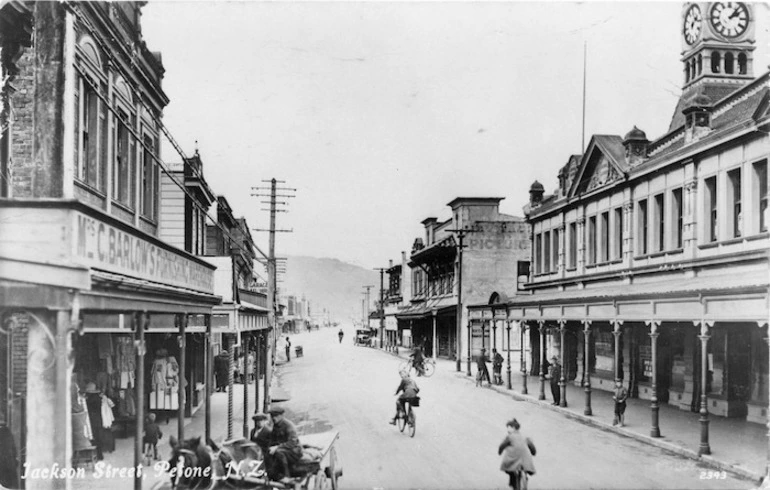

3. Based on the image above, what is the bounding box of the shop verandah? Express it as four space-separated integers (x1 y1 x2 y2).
469 270 769 465
488 272 770 466
395 299 456 359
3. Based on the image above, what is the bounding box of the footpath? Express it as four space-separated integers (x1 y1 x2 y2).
389 348 767 486
70 381 261 490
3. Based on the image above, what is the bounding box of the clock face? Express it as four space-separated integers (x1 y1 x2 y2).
683 5 702 45
709 2 749 38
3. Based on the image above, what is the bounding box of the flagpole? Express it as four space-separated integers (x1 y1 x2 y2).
582 41 587 153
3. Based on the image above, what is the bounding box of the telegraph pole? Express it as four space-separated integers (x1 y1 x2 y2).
252 179 295 412
374 268 386 348
362 285 374 330
448 227 480 374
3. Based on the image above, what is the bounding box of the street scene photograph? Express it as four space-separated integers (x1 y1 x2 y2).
0 1 769 489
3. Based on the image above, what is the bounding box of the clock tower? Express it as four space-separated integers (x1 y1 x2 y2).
669 2 756 131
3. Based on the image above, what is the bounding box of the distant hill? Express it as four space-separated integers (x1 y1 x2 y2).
281 255 381 324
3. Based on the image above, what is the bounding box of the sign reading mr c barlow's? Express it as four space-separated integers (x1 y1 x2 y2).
74 213 215 294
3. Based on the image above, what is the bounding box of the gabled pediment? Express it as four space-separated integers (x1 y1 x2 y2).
752 89 770 122
568 135 627 198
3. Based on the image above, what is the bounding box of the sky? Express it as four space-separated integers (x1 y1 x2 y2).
141 1 770 269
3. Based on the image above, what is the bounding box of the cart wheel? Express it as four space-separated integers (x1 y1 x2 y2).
309 468 330 490
423 361 435 377
326 446 340 490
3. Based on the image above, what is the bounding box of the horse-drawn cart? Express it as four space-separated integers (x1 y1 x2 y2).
213 431 342 490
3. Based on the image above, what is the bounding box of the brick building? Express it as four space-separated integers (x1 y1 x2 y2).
391 198 530 368
0 3 222 488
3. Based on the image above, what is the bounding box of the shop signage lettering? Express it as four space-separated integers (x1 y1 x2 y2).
75 214 214 293
468 238 528 250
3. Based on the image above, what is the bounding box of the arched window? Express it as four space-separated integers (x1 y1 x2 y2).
724 52 734 74
738 53 748 74
697 54 703 75
685 61 691 83
711 51 721 73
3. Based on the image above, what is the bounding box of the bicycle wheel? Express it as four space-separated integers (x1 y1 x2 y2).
397 410 406 432
408 409 416 438
422 360 435 377
398 360 411 373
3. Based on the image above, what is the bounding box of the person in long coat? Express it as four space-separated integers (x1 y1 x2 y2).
214 350 229 392
548 355 561 405
498 418 536 490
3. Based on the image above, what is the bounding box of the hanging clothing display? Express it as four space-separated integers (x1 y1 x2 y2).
116 336 136 389
149 349 183 410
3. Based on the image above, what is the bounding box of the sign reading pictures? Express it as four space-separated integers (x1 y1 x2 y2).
74 213 215 294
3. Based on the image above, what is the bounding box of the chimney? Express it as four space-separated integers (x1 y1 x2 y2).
529 181 545 208
388 259 393 268
422 217 438 245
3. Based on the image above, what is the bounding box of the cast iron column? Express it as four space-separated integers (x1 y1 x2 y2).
583 320 592 416
613 321 623 383
506 319 512 390
492 319 498 354
205 314 211 443
227 342 234 439
698 321 712 455
765 328 770 481
134 313 148 490
243 333 249 438
178 313 187 442
520 321 528 395
648 320 661 438
432 310 438 360
481 320 486 353
559 321 567 407
538 322 546 400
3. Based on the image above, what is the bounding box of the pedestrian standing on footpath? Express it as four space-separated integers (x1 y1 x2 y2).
338 329 344 343
548 355 561 405
476 348 492 387
498 418 536 490
613 379 628 426
214 350 229 392
492 349 504 385
285 337 291 362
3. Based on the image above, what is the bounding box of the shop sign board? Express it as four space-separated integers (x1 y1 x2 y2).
385 315 398 331
74 212 215 294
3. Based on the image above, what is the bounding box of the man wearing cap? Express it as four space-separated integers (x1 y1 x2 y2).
250 413 271 455
548 356 561 406
265 407 302 483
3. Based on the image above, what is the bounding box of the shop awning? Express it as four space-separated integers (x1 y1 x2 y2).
396 296 457 320
507 269 769 323
83 270 221 314
239 301 268 313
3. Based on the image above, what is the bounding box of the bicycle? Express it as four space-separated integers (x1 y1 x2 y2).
395 398 418 437
398 358 435 378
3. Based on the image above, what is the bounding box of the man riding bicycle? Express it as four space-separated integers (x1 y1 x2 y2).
409 345 426 376
389 370 419 425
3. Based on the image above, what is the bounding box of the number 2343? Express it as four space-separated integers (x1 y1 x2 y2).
700 471 726 480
